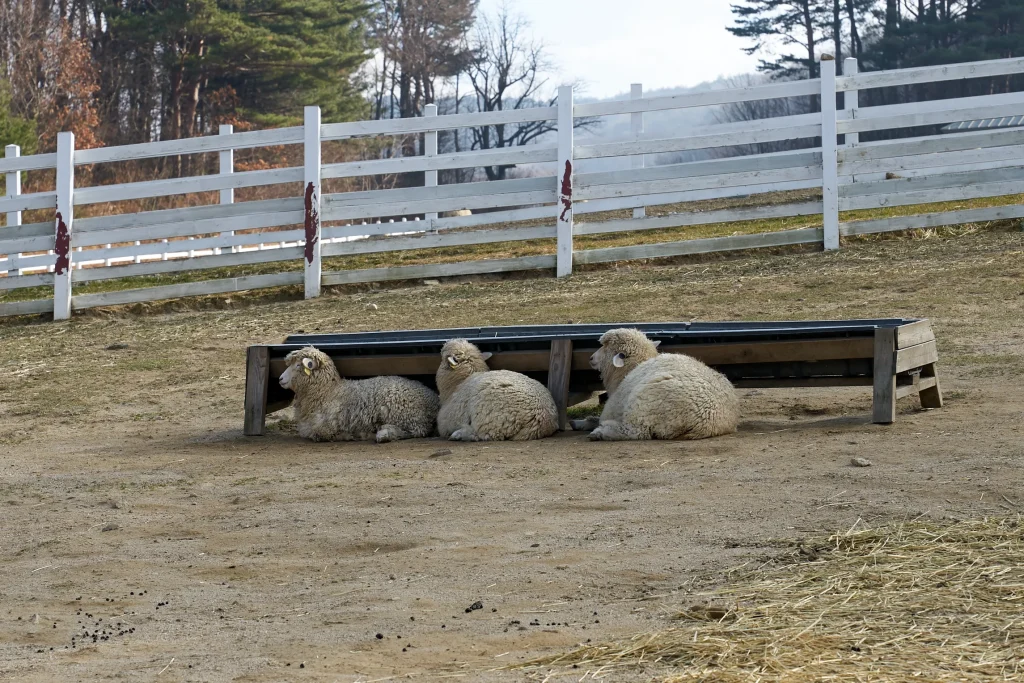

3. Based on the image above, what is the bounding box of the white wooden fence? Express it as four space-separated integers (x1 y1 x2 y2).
2 55 1023 319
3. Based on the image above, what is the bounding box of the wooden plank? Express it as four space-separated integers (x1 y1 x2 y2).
1 233 55 254
76 229 305 262
840 180 1024 212
841 165 1024 198
575 165 822 202
895 340 939 374
896 320 934 349
843 58 859 148
267 337 878 380
576 201 823 237
322 189 556 223
872 327 897 424
320 106 557 141
321 255 556 287
841 203 1024 238
841 90 1024 125
919 362 943 409
820 56 839 251
0 152 58 174
0 298 52 318
576 121 822 160
75 210 303 248
321 146 556 180
895 374 938 400
0 192 57 214
71 245 303 283
734 377 873 388
74 127 304 165
73 166 303 206
576 178 821 215
574 227 823 266
325 176 551 209
574 78 819 117
320 225 555 259
547 340 573 430
71 271 304 310
840 143 1024 177
576 149 821 189
839 100 1024 136
0 272 54 291
838 128 1024 165
837 56 1024 92
244 346 271 436
75 197 302 234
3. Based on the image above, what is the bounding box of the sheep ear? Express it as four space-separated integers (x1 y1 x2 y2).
480 351 493 362
612 353 626 368
446 356 458 368
652 340 662 348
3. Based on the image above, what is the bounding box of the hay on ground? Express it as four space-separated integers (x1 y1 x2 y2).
510 516 1024 682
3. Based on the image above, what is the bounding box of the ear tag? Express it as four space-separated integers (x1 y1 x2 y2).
304 367 311 376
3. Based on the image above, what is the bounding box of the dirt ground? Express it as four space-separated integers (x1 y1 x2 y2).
1 227 1022 682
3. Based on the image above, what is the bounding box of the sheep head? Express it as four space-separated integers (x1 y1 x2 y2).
280 346 340 395
590 328 661 395
436 338 492 403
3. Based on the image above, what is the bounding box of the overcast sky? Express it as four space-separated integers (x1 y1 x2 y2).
477 0 761 99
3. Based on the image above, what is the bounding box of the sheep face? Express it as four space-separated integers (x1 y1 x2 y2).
435 339 492 402
280 346 338 392
590 328 661 395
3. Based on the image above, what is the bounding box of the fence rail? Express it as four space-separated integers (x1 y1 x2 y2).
2 54 1023 319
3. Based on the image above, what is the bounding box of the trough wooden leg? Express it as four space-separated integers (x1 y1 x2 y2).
547 339 573 431
244 346 270 436
918 362 943 409
872 328 897 424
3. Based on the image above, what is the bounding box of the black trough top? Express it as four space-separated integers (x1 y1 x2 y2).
269 319 918 357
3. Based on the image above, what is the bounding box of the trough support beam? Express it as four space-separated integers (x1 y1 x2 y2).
303 105 322 299
53 131 75 320
820 55 840 251
556 85 574 277
244 346 270 436
547 339 573 430
872 327 897 424
919 362 944 409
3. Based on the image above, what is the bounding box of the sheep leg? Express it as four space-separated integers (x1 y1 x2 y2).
569 416 600 432
588 419 648 441
449 425 482 442
376 424 412 443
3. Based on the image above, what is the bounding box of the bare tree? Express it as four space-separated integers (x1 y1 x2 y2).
712 74 817 157
464 4 595 181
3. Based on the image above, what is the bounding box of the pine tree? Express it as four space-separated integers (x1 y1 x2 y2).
728 0 832 79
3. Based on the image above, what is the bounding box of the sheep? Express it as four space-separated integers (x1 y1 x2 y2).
279 346 439 443
587 328 739 441
435 339 559 441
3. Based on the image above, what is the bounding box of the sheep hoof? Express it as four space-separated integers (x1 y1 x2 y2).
375 426 401 443
587 427 607 441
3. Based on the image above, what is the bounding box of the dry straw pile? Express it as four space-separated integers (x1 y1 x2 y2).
512 516 1024 682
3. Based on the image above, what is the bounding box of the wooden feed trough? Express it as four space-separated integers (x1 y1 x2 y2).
243 318 942 436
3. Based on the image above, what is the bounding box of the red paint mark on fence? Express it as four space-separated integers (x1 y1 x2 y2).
558 160 573 222
54 212 71 275
303 182 319 264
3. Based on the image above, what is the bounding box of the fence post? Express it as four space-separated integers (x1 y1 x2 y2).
843 58 859 148
303 105 322 299
53 131 75 320
4 144 21 277
820 55 840 251
424 104 438 230
556 84 574 278
631 83 645 219
218 124 234 255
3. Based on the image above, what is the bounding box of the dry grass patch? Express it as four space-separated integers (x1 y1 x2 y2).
512 516 1024 682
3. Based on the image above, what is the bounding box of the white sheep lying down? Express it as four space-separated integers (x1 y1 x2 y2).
588 328 739 441
435 339 559 441
279 346 439 443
